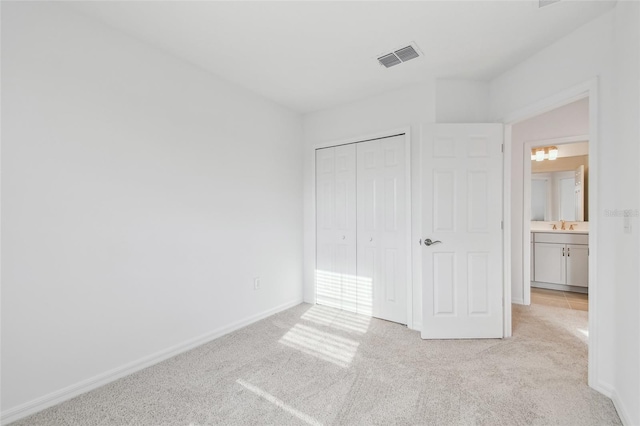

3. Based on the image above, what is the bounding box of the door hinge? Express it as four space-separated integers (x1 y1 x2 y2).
501 220 504 230
501 144 504 153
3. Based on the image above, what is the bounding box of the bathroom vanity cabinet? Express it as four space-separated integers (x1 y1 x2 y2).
532 232 589 289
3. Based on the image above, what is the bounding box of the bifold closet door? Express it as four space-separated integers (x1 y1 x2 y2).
356 136 408 324
315 144 357 312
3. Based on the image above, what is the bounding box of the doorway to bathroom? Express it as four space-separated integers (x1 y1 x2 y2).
526 137 589 309
502 80 598 389
517 98 590 310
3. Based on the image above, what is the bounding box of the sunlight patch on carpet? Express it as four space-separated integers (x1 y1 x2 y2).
278 323 359 368
301 306 371 334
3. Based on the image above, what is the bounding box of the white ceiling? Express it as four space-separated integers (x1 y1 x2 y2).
69 1 616 113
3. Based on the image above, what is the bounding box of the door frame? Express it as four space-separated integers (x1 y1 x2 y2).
310 127 414 329
523 134 589 305
502 78 599 390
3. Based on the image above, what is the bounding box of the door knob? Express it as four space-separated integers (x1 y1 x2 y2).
424 238 442 246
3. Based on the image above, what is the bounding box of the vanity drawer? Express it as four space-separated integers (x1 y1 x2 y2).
534 232 589 245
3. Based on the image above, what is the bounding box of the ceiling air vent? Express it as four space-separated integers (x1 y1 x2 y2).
378 53 402 68
377 43 421 68
395 46 420 62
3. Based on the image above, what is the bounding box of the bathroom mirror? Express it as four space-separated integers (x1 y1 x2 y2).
531 153 588 222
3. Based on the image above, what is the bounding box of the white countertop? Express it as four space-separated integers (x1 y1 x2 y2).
531 229 589 234
530 221 589 234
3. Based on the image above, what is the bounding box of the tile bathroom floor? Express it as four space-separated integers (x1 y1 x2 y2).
531 287 589 311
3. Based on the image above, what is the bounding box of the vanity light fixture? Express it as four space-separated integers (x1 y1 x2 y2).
531 146 559 161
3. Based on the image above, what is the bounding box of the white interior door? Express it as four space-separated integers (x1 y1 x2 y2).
421 124 503 339
356 136 408 323
315 145 357 312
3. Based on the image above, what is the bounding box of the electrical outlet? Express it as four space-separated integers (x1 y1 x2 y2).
254 277 261 290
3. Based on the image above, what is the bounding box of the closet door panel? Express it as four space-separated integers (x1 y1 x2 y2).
315 145 357 312
335 144 357 312
356 142 377 317
378 136 408 324
316 147 339 308
357 136 407 323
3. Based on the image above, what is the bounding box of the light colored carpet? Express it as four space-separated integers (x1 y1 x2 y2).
12 302 620 425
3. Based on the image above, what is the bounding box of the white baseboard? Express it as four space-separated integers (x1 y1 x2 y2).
1 299 302 425
610 389 635 426
591 380 613 399
592 380 637 426
511 298 524 305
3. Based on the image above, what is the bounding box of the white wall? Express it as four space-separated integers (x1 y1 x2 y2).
1 2 303 418
510 98 589 303
302 82 436 330
611 2 640 424
490 4 639 424
436 79 490 123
